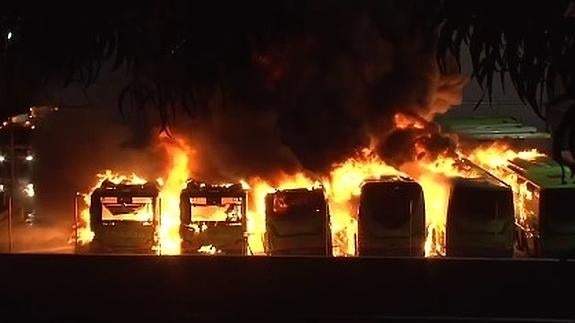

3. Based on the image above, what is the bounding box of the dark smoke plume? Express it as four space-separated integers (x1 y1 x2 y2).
31 2 469 206
376 125 459 168
12 1 472 253
250 5 466 172
115 4 465 177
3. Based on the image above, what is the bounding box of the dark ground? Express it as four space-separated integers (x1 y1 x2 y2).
0 254 573 322
0 214 73 254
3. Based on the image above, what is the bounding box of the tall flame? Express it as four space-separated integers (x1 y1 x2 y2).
74 134 193 255
245 173 319 255
155 133 193 255
324 149 404 256
391 113 483 257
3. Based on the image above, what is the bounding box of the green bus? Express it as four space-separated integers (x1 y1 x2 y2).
435 115 551 153
357 176 426 257
264 187 332 256
445 159 515 257
505 156 575 258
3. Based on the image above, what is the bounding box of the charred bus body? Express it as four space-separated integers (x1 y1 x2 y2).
88 181 160 254
180 180 247 255
357 176 426 257
265 188 332 256
504 157 575 258
445 160 515 257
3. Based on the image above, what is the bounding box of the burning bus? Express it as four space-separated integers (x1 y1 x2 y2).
445 170 515 257
87 180 160 254
437 114 575 257
503 157 575 258
435 115 551 154
356 176 426 257
264 187 332 256
179 180 247 255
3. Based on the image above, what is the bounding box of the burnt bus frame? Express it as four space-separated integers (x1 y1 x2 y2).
84 184 160 254
179 185 248 255
264 188 333 256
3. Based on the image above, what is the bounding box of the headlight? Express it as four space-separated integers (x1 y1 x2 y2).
25 155 34 161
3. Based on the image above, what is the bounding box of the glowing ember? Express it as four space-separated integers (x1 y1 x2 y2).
198 244 220 254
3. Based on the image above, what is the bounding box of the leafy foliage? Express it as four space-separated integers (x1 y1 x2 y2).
1 0 574 125
437 0 575 119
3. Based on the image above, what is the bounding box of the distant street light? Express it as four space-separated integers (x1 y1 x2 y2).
7 31 12 40
24 184 34 198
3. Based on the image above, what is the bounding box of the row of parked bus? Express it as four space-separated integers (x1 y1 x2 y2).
439 115 575 258
83 179 332 256
81 153 575 258
80 115 575 258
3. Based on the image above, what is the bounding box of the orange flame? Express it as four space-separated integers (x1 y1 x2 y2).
467 142 544 226
400 158 465 257
324 149 404 256
394 113 426 130
74 134 194 255
391 112 482 257
245 173 319 255
246 153 405 257
155 134 194 255
74 113 548 259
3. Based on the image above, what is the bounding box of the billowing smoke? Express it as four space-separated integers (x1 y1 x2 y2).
249 8 467 171
173 110 303 181
76 6 467 179
27 3 470 233
374 70 466 168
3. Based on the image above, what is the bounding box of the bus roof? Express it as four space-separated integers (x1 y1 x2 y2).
507 156 575 188
435 115 550 139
